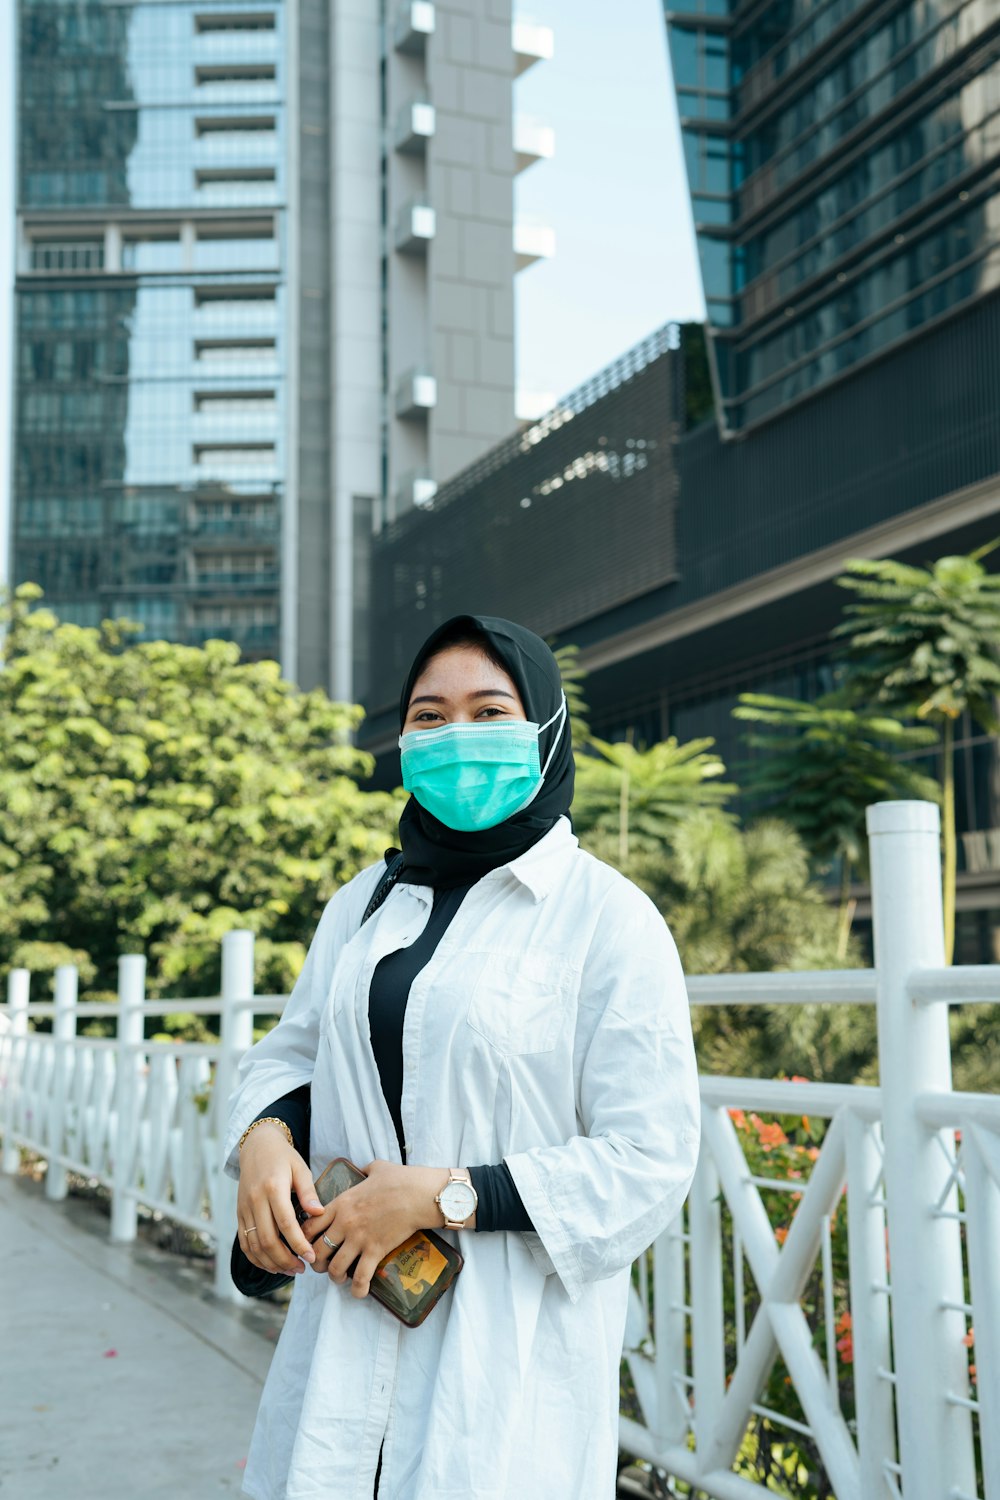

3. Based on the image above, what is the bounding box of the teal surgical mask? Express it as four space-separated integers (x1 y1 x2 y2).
398 696 567 833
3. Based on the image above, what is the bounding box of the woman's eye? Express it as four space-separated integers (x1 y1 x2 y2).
477 706 508 718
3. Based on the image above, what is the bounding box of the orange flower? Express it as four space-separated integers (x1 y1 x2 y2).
729 1108 747 1130
756 1120 789 1151
836 1329 854 1363
775 1225 789 1245
836 1310 852 1333
802 1115 811 1132
790 1075 809 1084
806 1146 820 1161
962 1327 974 1348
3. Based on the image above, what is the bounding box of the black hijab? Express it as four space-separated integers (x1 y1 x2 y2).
394 615 575 889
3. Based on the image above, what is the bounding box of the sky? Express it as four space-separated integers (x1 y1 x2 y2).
0 0 704 567
514 0 704 404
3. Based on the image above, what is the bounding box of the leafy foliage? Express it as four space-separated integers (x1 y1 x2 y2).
574 736 736 872
834 544 1000 962
0 584 406 1008
733 693 939 872
834 546 1000 724
732 692 940 953
620 811 874 1084
551 642 591 752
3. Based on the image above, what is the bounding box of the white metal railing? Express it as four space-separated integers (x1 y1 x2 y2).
1 800 998 1498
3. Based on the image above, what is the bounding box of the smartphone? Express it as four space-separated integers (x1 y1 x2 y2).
313 1157 464 1328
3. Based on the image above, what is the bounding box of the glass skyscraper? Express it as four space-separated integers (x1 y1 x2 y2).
11 0 552 694
15 0 287 657
665 0 1000 431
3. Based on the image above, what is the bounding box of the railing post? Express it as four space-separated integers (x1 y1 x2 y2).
866 799 976 1500
213 928 255 1301
1 970 30 1175
689 1148 725 1463
111 953 146 1242
45 963 78 1200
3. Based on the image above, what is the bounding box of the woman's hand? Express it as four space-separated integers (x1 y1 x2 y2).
302 1160 457 1299
236 1123 326 1275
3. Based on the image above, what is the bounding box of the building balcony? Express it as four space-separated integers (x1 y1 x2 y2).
395 201 436 254
513 18 554 75
190 570 279 590
514 115 555 173
192 443 279 482
29 240 105 273
395 100 436 156
395 369 437 419
394 1 435 56
396 471 438 510
514 220 555 271
189 515 279 544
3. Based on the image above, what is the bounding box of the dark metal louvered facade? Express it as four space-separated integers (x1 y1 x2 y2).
365 328 685 717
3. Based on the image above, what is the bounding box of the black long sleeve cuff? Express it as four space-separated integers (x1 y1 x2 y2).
468 1162 534 1233
252 1084 311 1160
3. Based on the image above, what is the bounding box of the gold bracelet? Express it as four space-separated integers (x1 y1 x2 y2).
238 1116 294 1152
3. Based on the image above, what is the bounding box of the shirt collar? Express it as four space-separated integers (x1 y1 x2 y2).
488 816 578 903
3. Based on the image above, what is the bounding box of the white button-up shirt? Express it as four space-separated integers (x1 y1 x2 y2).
225 817 700 1500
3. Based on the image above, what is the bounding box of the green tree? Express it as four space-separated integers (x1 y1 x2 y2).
732 693 939 957
0 584 406 1012
573 735 736 873
603 811 874 1084
834 545 1000 962
551 642 591 751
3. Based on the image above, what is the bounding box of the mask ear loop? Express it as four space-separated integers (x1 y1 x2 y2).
538 693 568 780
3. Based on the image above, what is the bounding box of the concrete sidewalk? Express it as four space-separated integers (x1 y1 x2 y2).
0 1174 282 1500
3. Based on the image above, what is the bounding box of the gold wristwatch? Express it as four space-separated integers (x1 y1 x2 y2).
435 1168 478 1230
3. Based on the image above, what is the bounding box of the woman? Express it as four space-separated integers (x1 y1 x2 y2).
224 615 700 1500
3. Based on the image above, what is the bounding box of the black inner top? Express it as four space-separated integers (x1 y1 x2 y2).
255 885 532 1233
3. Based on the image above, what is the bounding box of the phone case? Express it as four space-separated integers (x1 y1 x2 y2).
313 1158 464 1328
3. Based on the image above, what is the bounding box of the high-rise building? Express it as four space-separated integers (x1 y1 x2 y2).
363 0 1000 957
9 0 553 696
664 0 1000 432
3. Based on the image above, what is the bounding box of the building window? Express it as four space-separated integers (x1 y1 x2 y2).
122 235 183 272
194 11 276 31
194 445 277 470
193 288 278 324
194 391 277 414
195 64 277 85
195 115 276 136
194 338 277 364
193 224 278 270
110 598 178 630
31 241 104 272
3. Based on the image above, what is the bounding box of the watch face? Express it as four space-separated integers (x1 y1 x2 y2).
439 1180 476 1221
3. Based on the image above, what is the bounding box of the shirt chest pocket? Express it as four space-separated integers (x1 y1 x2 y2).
466 948 574 1056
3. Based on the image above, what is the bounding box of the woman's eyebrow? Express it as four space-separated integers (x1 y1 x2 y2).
409 688 516 706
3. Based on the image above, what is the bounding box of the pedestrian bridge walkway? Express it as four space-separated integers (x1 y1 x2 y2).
0 1172 273 1500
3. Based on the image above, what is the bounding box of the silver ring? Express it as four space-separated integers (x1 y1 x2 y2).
322 1233 339 1251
